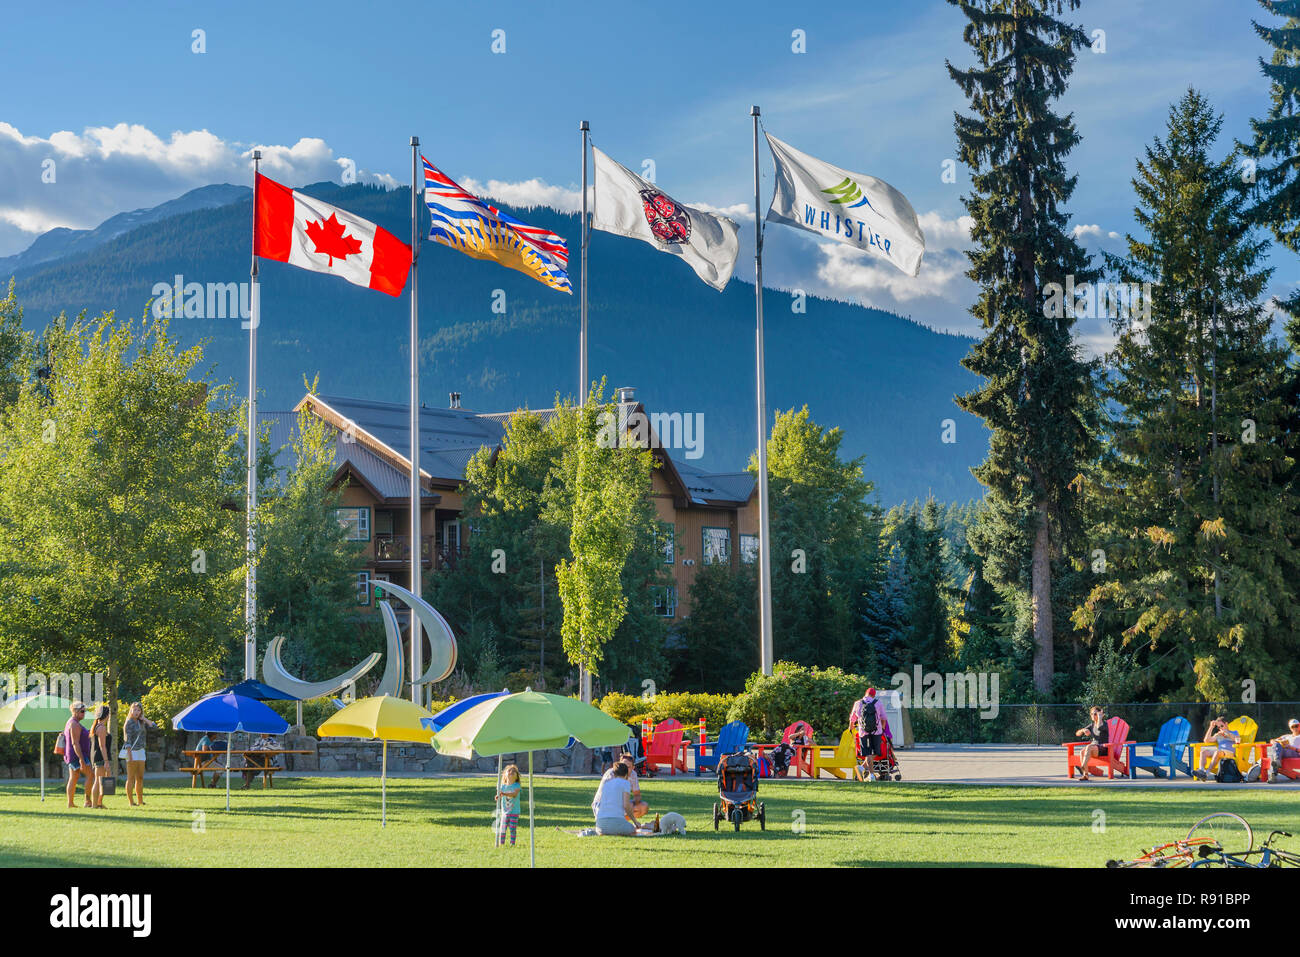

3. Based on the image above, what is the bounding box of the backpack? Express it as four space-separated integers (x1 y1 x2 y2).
1216 758 1243 783
858 699 878 735
54 732 65 756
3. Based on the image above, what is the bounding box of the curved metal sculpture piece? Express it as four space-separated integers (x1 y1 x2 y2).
373 600 405 697
371 579 458 684
261 635 381 700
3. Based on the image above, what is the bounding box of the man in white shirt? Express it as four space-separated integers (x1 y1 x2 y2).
1266 719 1300 782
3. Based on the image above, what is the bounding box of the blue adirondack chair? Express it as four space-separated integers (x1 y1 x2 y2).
694 720 749 776
1126 716 1192 779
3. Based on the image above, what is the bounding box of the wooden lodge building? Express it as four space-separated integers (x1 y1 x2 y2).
264 389 759 636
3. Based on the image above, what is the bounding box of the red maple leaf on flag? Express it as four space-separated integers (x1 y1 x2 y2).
305 213 363 266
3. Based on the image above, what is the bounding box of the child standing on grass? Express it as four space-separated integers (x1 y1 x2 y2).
495 765 522 847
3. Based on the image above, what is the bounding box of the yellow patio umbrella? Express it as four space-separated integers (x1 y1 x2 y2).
0 694 89 801
317 695 434 826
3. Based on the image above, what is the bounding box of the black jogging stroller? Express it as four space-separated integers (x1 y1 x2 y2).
713 750 766 831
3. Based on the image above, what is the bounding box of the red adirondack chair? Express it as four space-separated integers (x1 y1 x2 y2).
644 719 688 775
1064 716 1132 779
782 720 816 777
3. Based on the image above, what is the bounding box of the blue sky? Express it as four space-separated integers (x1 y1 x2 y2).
0 0 1294 343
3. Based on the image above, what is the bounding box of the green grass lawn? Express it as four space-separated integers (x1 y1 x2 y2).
2 776 1297 867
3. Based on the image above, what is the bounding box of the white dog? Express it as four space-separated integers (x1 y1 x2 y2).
657 811 687 835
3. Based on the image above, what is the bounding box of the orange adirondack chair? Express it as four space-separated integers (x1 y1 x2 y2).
1064 716 1132 779
643 719 688 775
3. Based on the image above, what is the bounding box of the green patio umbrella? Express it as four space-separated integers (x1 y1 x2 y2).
0 694 89 801
429 690 631 866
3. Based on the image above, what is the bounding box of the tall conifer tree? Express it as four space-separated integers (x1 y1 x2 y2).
947 0 1098 692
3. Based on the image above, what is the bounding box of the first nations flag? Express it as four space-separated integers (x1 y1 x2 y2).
254 173 412 296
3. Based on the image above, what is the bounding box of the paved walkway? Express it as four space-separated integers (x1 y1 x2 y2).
105 743 1300 789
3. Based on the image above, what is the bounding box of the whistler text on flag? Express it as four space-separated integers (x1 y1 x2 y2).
422 156 571 294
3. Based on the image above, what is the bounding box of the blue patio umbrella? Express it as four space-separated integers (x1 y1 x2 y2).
173 692 289 810
219 679 299 701
419 691 510 734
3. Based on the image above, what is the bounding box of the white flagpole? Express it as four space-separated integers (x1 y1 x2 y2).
578 119 593 705
409 136 423 706
244 149 262 681
751 107 774 676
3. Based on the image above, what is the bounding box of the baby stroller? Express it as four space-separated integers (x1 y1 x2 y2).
713 751 766 831
856 718 902 782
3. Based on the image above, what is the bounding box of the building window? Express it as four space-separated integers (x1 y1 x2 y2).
657 523 675 564
374 510 394 536
356 571 371 605
702 527 731 565
442 519 461 551
652 585 678 618
740 534 759 564
335 506 371 541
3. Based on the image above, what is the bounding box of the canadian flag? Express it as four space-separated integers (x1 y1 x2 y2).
254 173 411 296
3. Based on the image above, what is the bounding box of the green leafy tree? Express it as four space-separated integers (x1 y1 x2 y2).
752 406 882 670
1073 90 1300 700
548 384 662 692
0 280 29 413
947 0 1100 693
0 311 243 758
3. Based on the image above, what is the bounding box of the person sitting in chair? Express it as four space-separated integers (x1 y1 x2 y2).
1266 718 1300 783
1073 706 1109 781
1193 716 1240 780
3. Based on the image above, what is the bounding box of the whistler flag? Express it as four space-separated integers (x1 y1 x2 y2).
254 174 411 296
591 147 739 291
765 133 925 277
422 156 571 294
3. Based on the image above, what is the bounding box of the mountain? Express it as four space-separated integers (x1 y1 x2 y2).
3 182 986 504
0 184 250 274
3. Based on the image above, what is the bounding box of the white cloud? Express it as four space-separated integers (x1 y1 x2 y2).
458 176 585 213
0 121 396 257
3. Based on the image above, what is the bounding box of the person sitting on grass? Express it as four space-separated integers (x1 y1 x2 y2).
1193 716 1240 781
1072 706 1108 781
590 761 637 836
595 752 648 822
495 764 522 847
1265 718 1300 783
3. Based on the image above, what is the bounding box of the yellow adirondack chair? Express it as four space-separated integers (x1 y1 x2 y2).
1189 716 1259 774
811 729 858 779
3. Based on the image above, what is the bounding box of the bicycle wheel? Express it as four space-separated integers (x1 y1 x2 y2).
1188 813 1253 853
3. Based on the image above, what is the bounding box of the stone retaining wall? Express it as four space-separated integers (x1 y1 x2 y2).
0 734 603 778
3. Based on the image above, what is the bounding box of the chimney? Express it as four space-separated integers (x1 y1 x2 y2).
449 392 462 409
616 386 636 405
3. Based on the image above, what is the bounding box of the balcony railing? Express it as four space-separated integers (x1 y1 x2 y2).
373 534 434 564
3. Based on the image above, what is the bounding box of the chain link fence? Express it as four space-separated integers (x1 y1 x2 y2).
906 701 1300 746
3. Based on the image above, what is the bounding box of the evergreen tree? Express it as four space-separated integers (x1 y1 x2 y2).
947 0 1099 693
0 281 29 413
675 562 757 692
1074 90 1300 699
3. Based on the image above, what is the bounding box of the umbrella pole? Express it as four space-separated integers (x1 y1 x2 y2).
492 753 502 849
40 732 45 802
225 735 232 812
382 740 388 828
528 750 535 868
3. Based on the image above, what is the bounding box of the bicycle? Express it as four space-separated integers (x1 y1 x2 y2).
1105 812 1253 868
1192 830 1300 868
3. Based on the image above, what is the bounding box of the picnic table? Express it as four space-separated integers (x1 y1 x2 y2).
182 749 311 789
